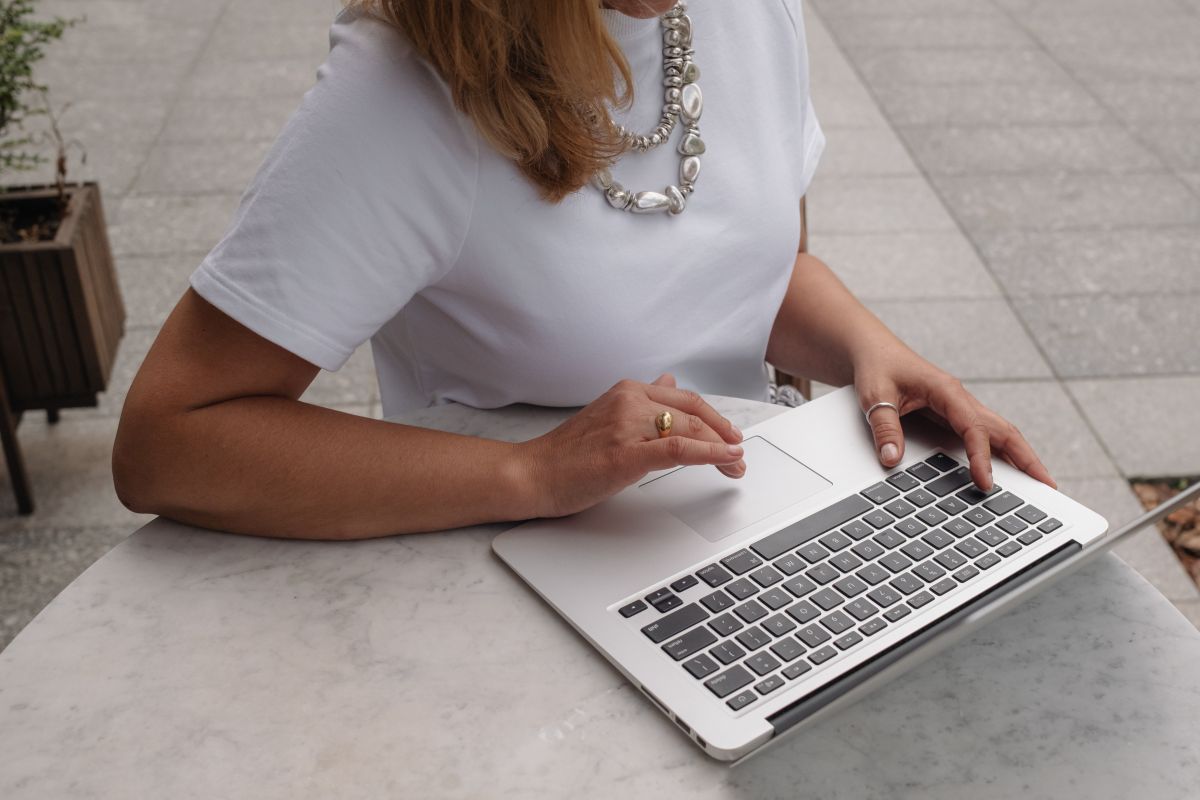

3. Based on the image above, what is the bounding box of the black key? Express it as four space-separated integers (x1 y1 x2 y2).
873 529 907 549
722 549 763 575
709 641 745 664
755 675 786 695
819 531 853 552
663 626 718 660
1017 529 1043 545
786 600 822 624
645 588 679 612
770 636 806 662
889 573 924 595
895 518 928 537
1039 518 1063 533
926 453 959 472
930 578 957 596
670 575 699 593
810 588 843 611
697 563 733 587
957 483 1001 505
726 689 757 711
862 482 900 504
916 507 949 526
908 590 934 608
936 496 969 516
783 661 813 680
853 540 886 560
935 549 968 570
797 625 831 647
749 565 783 588
806 563 840 585
884 604 912 622
736 626 772 651
997 540 1022 558
746 652 781 676
907 462 939 482
902 540 935 560
642 603 708 643
683 653 719 678
834 631 863 650
927 466 972 497
863 509 895 529
705 664 754 698
887 472 920 491
860 617 887 636
701 590 734 613
997 516 1029 535
841 520 875 540
983 491 1023 516
753 494 874 560
975 553 1001 570
943 518 976 538
856 564 891 585
820 611 855 634
734 600 768 623
1016 505 1047 524
762 613 797 637
619 600 646 618
867 585 902 607
879 552 913 574
773 553 805 575
884 499 917 519
758 588 792 611
953 565 980 582
920 529 955 549
808 645 838 665
830 552 864 573
914 561 946 582
964 507 996 527
975 526 1007 546
954 539 986 558
798 543 831 564
844 598 878 621
726 578 759 601
834 576 869 598
708 613 743 637
904 488 937 508
782 575 817 597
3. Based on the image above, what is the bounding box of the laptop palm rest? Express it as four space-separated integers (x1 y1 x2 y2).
637 436 831 543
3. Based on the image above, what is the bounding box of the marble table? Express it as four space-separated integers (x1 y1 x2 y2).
2 397 1199 800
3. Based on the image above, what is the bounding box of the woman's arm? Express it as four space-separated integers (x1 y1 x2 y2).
113 290 744 540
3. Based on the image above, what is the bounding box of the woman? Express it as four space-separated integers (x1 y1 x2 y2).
112 0 1055 539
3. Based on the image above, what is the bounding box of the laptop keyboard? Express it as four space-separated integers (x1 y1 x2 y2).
618 452 1065 714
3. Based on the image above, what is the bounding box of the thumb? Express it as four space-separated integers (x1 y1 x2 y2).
864 400 905 468
651 373 677 388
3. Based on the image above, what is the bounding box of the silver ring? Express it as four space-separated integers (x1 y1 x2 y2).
864 401 899 422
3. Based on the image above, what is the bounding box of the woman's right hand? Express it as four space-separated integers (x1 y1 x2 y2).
517 374 747 519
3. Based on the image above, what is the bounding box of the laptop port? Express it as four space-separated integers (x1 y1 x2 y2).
674 716 691 735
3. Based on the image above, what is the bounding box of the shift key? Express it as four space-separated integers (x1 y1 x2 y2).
641 603 709 644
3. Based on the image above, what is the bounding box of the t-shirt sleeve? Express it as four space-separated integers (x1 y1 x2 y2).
781 0 825 198
190 10 478 372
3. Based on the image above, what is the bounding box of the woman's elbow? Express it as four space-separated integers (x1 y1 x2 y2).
111 407 168 514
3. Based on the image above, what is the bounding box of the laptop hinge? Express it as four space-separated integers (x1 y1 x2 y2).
767 541 1082 734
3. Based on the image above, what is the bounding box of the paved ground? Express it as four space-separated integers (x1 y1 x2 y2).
1 0 1197 649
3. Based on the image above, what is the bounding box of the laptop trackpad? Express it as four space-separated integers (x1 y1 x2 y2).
637 436 831 543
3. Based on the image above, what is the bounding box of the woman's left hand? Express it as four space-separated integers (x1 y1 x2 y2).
853 348 1056 493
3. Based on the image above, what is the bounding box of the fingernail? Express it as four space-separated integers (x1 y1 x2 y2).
881 443 898 463
727 445 743 458
731 425 743 441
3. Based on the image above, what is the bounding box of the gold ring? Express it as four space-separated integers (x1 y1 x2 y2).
655 411 674 438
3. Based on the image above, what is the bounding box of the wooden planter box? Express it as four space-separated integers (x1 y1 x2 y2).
0 182 124 514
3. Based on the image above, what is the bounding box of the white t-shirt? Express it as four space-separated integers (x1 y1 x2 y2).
191 0 824 417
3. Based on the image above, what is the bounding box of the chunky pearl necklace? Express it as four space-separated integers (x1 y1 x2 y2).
592 2 703 216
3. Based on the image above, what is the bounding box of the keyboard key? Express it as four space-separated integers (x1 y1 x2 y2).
783 661 813 679
914 561 947 582
863 510 895 529
753 494 874 560
901 540 935 560
856 564 891 585
746 652 781 676
873 529 907 549
935 549 968 570
887 472 920 491
860 617 887 636
884 604 912 622
867 585 903 607
819 531 853 552
983 492 1023 516
736 626 772 651
844 598 879 621
908 590 934 608
797 625 831 647
953 565 980 582
834 576 869 598
683 653 719 678
726 578 759 600
1039 518 1063 533
954 538 986 558
907 462 939 482
726 689 757 710
773 554 805 575
722 549 763 575
997 541 1023 558
975 526 1007 547
762 614 797 637
709 641 745 664
841 520 875 540
798 543 831 564
852 540 886 560
758 588 792 611
755 675 786 695
809 645 838 665
705 665 754 698
834 631 863 650
782 575 817 597
701 590 734 613
920 529 955 549
770 636 806 662
663 626 718 660
670 575 699 593
810 588 843 611
806 563 841 585
936 496 969 516
820 611 855 634
862 482 900 504
749 566 783 588
884 499 917 519
786 600 822 624
926 453 959 472
895 518 928 537
734 600 768 623
697 563 733 587
708 613 743 637
997 516 1029 535
964 507 996 527
1017 529 1043 545
916 508 949 526
957 484 1001 505
879 552 913 573
645 588 679 612
830 552 864 573
930 578 957 596
904 488 936 508
1016 505 1047 524
927 467 972 497
943 518 976 538
619 600 647 618
975 553 1001 570
889 573 924 595
642 603 709 643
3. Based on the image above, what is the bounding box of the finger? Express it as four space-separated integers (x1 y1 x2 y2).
717 460 747 479
987 413 1057 489
637 436 744 472
864 404 905 468
644 383 742 444
651 373 677 388
645 406 747 477
926 382 994 491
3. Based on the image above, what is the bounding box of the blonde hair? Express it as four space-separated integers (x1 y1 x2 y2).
350 0 633 202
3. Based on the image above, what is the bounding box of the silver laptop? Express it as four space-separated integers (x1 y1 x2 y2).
492 386 1189 762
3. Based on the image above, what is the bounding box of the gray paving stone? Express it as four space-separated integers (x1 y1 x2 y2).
808 175 959 233
853 48 1072 88
897 124 1162 176
863 298 1053 380
1052 42 1200 82
973 228 1200 296
961 380 1118 480
39 57 189 102
1067 377 1200 477
1013 293 1200 378
822 15 1029 49
184 57 319 99
41 0 225 26
50 20 209 63
162 97 301 143
1135 122 1200 172
22 95 170 147
220 0 341 27
812 0 1004 18
209 19 332 61
991 0 1187 15
1182 173 1200 194
133 141 273 195
115 252 203 329
1087 80 1200 123
17 141 148 199
817 127 920 177
811 79 891 130
809 231 998 300
930 173 1200 232
871 82 1109 127
1021 13 1200 48
108 193 240 256
1176 599 1200 631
